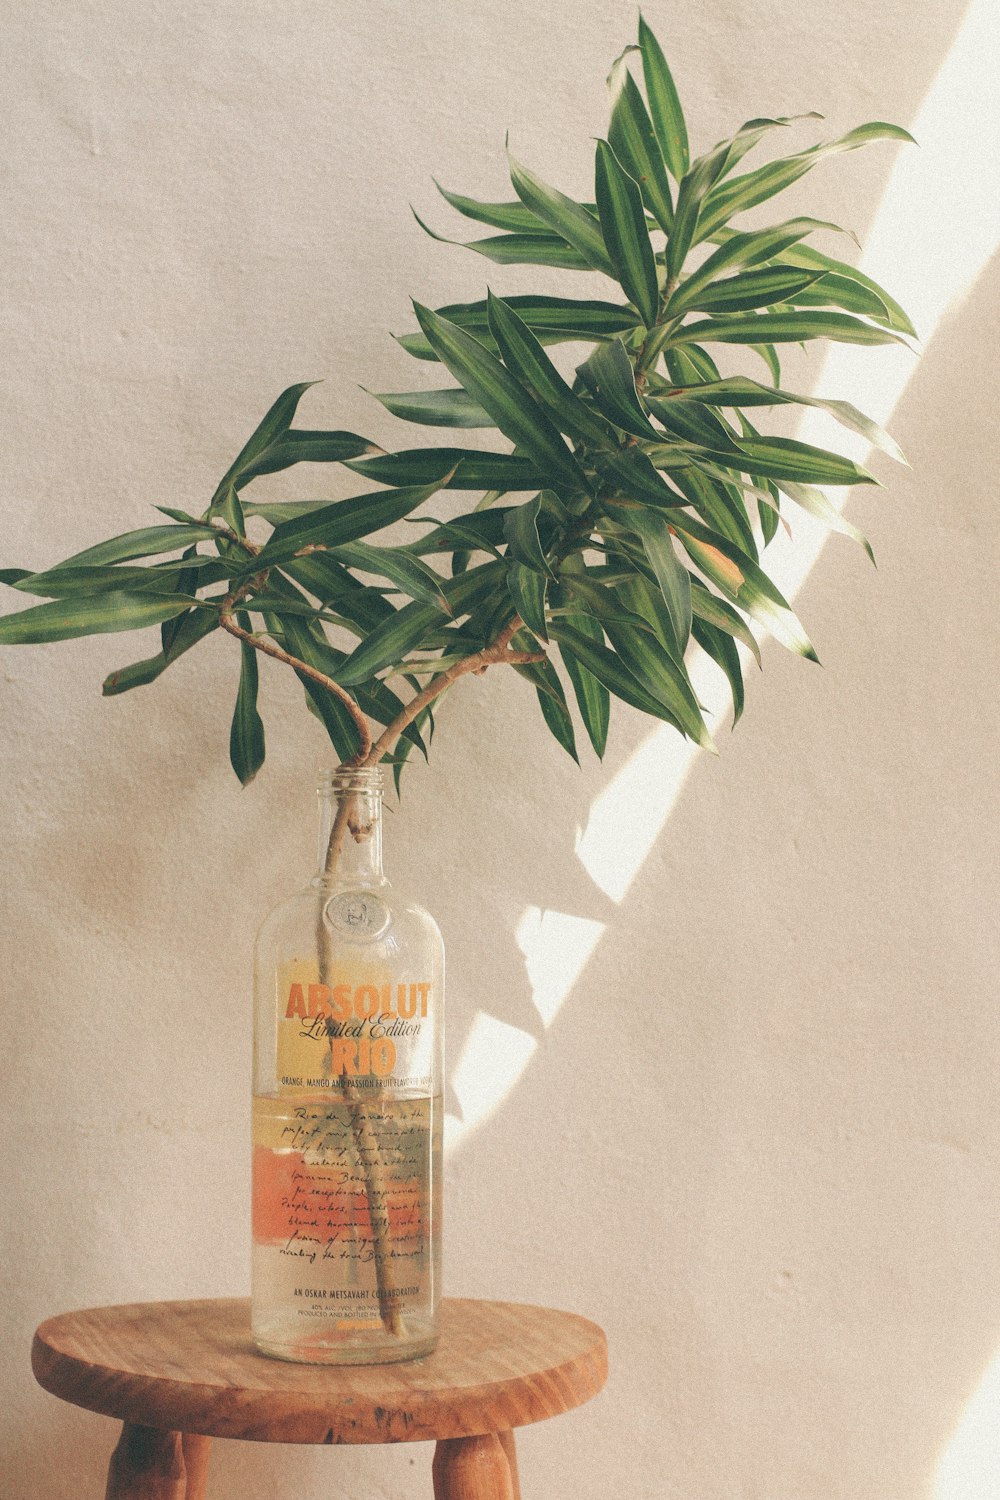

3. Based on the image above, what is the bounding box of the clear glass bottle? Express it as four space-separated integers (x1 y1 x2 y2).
251 765 443 1364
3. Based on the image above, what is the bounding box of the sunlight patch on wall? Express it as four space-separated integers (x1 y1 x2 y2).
445 1012 537 1152
514 906 606 1025
935 1346 1000 1499
574 654 723 904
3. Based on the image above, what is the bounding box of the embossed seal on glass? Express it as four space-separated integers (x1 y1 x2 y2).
324 890 391 940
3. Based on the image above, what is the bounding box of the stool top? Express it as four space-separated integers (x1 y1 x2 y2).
32 1297 608 1445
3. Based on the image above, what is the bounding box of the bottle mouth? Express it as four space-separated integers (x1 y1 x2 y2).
320 765 384 797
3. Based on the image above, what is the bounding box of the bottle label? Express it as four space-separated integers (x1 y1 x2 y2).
274 967 434 1092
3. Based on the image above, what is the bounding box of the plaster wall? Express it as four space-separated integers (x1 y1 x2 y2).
1 2 997 1497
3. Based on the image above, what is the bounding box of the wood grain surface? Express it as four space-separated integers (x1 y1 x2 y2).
32 1297 608 1446
432 1433 515 1500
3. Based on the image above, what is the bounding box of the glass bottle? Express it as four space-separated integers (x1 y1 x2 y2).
251 765 444 1364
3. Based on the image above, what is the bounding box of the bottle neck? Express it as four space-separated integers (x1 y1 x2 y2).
316 769 387 889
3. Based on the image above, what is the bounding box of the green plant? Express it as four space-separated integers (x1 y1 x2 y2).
0 15 914 787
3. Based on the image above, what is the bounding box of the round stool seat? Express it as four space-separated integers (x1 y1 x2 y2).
32 1296 608 1446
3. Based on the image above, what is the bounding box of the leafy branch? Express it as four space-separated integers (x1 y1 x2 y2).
0 13 916 790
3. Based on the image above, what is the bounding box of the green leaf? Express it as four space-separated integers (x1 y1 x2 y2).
647 400 878 485
607 66 674 232
669 310 909 347
405 507 510 558
557 570 709 747
673 266 823 315
759 483 781 546
688 581 760 665
776 244 917 336
507 150 614 275
550 619 682 730
555 605 609 758
666 136 735 279
11 557 228 599
0 590 197 645
346 448 547 493
155 506 203 525
281 553 396 623
485 291 615 449
625 508 692 651
252 470 455 570
102 607 221 695
412 302 589 495
601 448 686 508
776 480 874 561
614 572 680 661
693 616 745 723
577 338 660 439
745 345 778 389
504 494 554 577
229 610 265 785
780 271 903 323
638 13 689 179
239 430 381 486
603 618 710 748
329 541 451 611
506 560 548 640
412 212 593 272
45 523 219 571
240 594 356 622
662 114 808 280
697 121 916 242
594 139 660 327
656 375 905 463
526 659 578 763
663 464 757 558
663 344 722 385
337 560 505 685
267 575 428 755
537 688 579 762
718 433 877 486
667 218 845 315
161 547 205 655
213 382 316 497
368 387 492 428
278 613 363 761
395 294 641 360
672 515 817 659
432 183 545 232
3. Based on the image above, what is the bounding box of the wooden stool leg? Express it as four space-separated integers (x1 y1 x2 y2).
181 1434 212 1500
432 1434 514 1500
497 1431 521 1500
105 1424 187 1500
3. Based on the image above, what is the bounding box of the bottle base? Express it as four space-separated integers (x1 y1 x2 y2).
252 1320 438 1366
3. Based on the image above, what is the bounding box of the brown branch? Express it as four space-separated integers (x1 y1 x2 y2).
219 603 373 762
312 611 547 1341
365 614 544 765
211 524 261 556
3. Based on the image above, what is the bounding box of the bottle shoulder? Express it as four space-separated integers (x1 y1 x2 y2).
255 880 443 951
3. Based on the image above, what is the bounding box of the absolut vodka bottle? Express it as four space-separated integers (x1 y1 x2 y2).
251 766 443 1364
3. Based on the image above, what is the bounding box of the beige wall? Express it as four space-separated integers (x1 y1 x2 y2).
3 2 997 1497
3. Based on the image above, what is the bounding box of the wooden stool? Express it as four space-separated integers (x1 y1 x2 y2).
32 1297 608 1499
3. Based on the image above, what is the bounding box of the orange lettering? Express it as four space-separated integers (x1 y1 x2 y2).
398 984 417 1020
371 1037 396 1076
331 984 352 1021
330 1038 357 1075
307 983 330 1017
284 983 306 1019
355 984 380 1019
